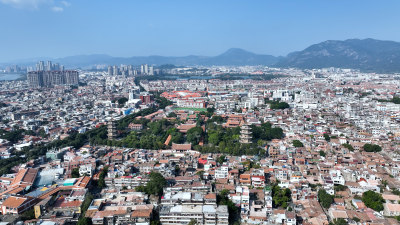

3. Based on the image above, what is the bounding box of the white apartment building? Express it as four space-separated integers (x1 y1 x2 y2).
160 204 228 225
177 99 206 108
329 170 345 185
215 166 228 179
79 164 94 177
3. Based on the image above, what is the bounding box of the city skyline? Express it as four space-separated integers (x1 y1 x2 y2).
1 0 400 62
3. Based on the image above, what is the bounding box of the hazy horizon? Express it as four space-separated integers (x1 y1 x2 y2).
0 38 396 64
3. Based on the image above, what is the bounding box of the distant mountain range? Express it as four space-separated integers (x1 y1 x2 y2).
4 38 400 72
50 48 281 68
276 38 400 72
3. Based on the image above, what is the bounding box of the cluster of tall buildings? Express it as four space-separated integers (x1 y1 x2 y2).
140 64 154 75
107 64 154 76
27 61 79 87
4 65 23 73
35 61 65 72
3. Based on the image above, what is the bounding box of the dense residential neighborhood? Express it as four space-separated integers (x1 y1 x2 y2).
0 65 400 225
2 0 400 224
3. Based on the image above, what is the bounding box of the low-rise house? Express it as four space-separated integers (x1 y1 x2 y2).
384 203 400 217
1 195 36 215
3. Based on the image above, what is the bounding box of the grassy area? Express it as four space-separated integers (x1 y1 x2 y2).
174 107 207 112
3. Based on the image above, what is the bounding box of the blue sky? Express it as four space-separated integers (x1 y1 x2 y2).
1 0 400 62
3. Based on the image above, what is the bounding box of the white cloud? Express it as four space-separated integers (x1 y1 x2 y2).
0 0 52 9
60 0 70 7
51 6 63 12
0 0 70 11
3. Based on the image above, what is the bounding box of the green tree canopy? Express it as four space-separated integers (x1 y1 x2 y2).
329 218 348 225
118 97 129 105
363 144 382 152
71 167 80 178
217 155 225 165
292 140 304 148
77 217 92 225
334 184 348 192
251 123 284 141
98 166 109 188
318 189 334 209
38 128 48 138
77 193 94 225
272 184 291 209
188 219 198 225
0 129 25 143
217 189 239 223
168 112 177 118
362 190 384 211
208 115 224 124
342 143 354 151
205 107 216 117
393 97 400 104
186 126 204 145
267 101 290 110
142 172 167 196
